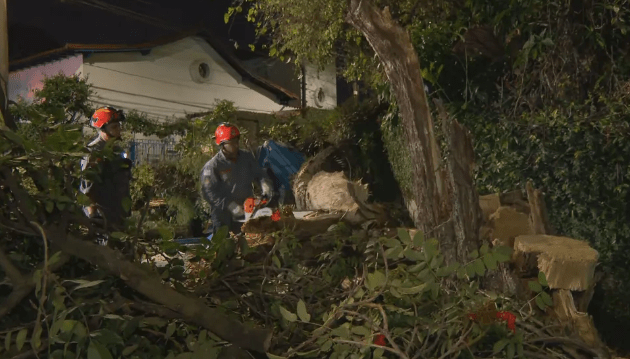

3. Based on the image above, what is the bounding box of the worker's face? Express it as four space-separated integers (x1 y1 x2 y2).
102 122 122 139
222 138 240 157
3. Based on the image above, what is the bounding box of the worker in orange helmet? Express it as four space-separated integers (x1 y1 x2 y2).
79 106 132 234
200 123 274 235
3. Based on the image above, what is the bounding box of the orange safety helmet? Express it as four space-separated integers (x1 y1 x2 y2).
214 123 240 145
90 106 125 129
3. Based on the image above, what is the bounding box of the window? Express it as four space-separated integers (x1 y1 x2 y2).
313 87 326 108
198 63 210 79
190 60 212 83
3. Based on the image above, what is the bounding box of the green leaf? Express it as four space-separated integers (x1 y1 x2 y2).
541 291 554 306
110 232 127 239
46 201 55 213
122 197 132 213
538 271 548 287
2 129 24 146
297 300 311 322
279 306 297 322
383 238 400 248
493 338 509 353
482 253 498 270
143 317 168 328
407 262 426 273
266 354 287 359
5 331 11 351
366 270 386 290
272 255 282 268
193 341 219 359
397 283 428 295
465 264 476 278
166 322 177 338
517 343 525 358
493 246 513 262
507 342 515 359
16 328 28 351
384 246 403 259
456 267 467 279
65 279 105 291
330 323 351 338
535 295 547 311
122 345 139 356
403 248 424 261
31 325 43 349
528 281 543 293
473 259 486 276
397 228 412 245
480 243 489 255
430 281 439 300
350 326 371 336
430 255 444 269
373 347 385 358
91 341 113 359
468 249 479 259
412 230 424 247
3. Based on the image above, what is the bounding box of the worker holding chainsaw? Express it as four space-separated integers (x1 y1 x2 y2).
200 123 274 235
79 106 132 234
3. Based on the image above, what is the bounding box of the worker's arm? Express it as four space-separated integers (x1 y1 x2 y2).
79 154 100 216
248 152 274 200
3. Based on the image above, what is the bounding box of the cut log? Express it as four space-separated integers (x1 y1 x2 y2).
479 194 500 223
513 235 599 291
305 171 386 225
307 171 369 211
526 181 554 235
553 289 603 348
241 213 344 240
488 207 534 248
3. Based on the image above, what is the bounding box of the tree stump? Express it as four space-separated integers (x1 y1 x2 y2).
513 235 598 291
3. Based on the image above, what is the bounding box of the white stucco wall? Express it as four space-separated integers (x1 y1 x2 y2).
304 62 337 109
81 37 286 121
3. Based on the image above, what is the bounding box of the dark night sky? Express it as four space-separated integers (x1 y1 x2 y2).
8 0 261 61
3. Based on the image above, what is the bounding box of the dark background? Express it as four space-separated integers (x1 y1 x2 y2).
8 0 259 61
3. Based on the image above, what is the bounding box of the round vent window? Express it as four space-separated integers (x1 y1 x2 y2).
313 87 326 108
199 63 210 79
190 60 212 83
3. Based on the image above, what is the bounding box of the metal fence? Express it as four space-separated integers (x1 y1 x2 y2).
129 138 180 166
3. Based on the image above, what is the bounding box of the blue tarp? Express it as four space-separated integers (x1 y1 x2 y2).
257 140 305 199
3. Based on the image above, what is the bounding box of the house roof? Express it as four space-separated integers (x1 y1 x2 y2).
9 28 300 107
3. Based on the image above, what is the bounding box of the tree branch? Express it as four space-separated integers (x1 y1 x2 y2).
0 250 71 320
0 247 25 285
48 228 272 353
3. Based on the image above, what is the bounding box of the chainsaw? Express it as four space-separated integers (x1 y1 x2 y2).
236 197 274 223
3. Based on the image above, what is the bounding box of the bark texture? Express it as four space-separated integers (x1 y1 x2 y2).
346 1 482 263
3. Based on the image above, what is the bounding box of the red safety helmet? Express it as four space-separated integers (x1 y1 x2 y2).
90 106 124 129
214 123 240 145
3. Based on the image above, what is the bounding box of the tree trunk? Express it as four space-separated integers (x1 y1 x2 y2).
346 1 482 263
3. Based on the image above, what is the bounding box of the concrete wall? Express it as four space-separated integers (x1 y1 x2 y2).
82 37 286 121
304 62 337 109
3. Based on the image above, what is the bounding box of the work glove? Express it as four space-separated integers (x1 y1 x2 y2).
261 180 274 202
227 201 245 220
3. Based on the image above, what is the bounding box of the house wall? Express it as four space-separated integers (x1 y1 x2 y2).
81 37 286 122
303 63 337 109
